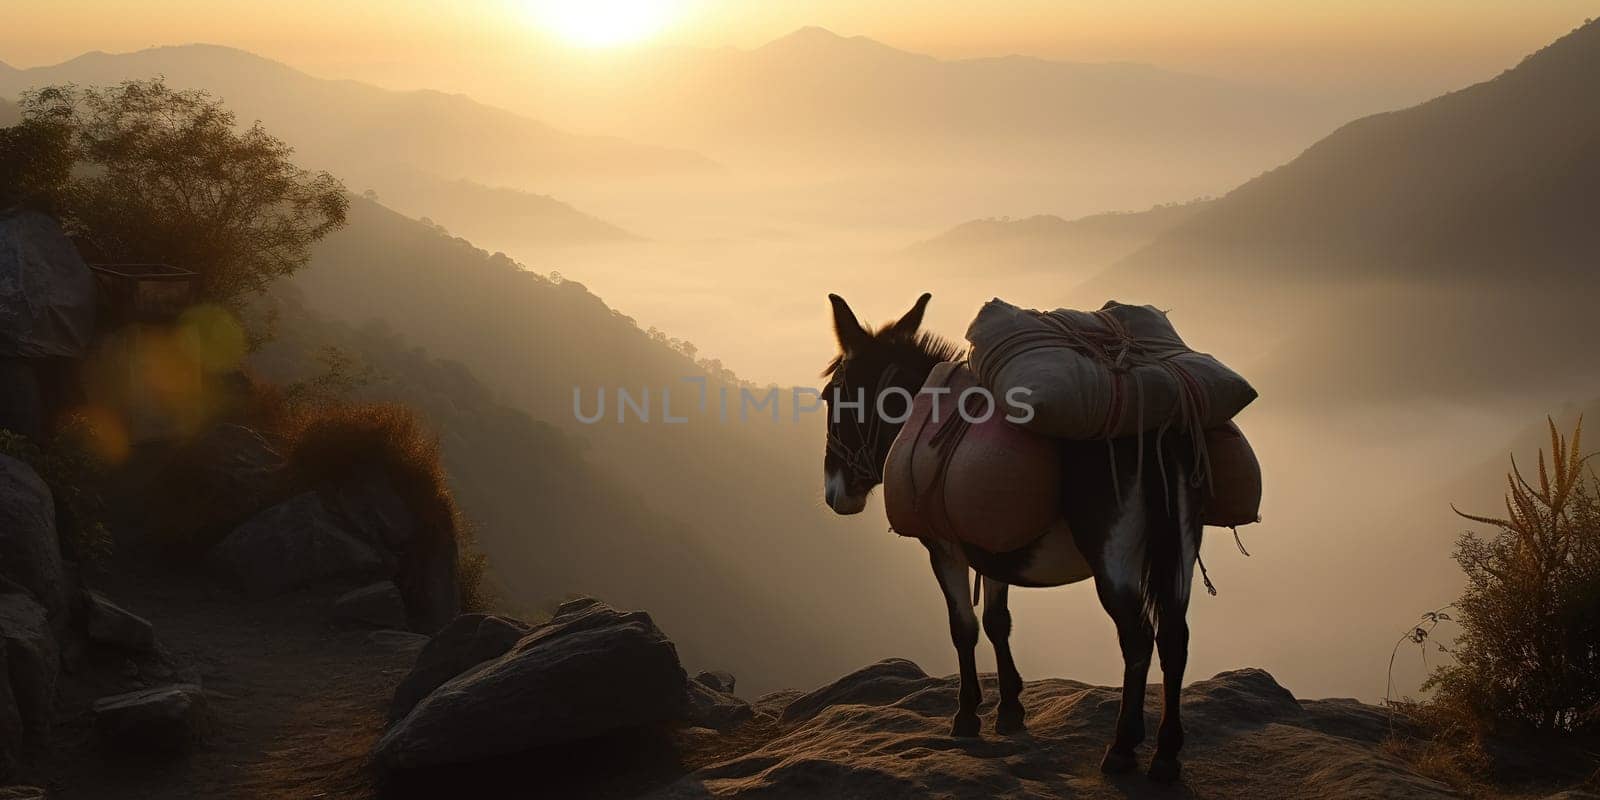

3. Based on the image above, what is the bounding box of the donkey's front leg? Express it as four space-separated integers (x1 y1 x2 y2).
928 544 981 737
981 576 1025 734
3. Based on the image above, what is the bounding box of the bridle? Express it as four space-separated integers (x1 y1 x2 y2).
825 361 903 487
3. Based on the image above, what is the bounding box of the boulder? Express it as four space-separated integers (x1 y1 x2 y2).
0 592 58 737
0 455 65 625
389 613 531 722
694 670 736 695
0 787 46 800
84 591 156 651
376 601 687 772
208 492 384 597
687 680 755 733
332 582 408 630
367 629 431 654
779 658 934 724
325 466 460 634
0 646 23 779
177 424 287 534
92 684 207 753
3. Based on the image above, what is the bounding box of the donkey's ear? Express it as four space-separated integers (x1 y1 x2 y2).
829 294 870 352
890 293 932 336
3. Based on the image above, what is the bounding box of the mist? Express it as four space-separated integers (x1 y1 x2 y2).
6 13 1597 708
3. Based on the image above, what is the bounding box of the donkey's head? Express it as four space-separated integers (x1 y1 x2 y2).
821 292 959 515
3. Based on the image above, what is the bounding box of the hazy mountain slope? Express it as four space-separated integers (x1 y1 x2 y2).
247 286 780 680
905 200 1212 274
0 44 715 188
364 172 638 247
290 199 956 694
1087 18 1600 406
556 27 1366 194
0 96 17 126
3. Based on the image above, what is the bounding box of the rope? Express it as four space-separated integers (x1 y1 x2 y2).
976 306 1218 496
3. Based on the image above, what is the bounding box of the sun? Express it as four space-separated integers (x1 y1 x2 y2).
523 0 680 48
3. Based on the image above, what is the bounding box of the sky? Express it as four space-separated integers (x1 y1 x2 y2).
4 0 1594 101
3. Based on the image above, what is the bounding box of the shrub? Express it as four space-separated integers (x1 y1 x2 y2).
1429 418 1600 733
0 417 114 567
278 401 490 613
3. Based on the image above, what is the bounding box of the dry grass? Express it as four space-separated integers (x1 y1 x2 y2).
274 400 491 613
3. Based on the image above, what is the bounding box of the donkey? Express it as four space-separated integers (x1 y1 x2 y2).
821 293 1204 782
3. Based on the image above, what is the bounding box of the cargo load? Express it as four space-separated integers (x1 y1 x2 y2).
966 299 1256 440
883 361 1062 553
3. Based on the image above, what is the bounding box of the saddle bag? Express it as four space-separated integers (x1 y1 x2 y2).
1201 422 1262 528
883 362 1061 553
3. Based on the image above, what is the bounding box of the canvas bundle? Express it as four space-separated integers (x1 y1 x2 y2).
966 299 1257 440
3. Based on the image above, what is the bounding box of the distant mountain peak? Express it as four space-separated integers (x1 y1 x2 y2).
758 26 919 61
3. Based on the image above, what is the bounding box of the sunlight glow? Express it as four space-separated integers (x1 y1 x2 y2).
523 0 680 47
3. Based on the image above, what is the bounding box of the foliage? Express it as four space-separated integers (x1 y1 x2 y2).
0 419 114 567
9 80 348 303
281 346 376 410
0 112 74 209
1428 418 1600 733
277 401 490 613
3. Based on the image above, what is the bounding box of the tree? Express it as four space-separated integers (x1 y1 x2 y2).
1429 418 1600 732
7 80 348 303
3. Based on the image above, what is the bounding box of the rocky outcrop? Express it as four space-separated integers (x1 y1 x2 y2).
0 456 70 780
686 679 755 733
92 684 208 753
323 466 459 634
645 663 1463 800
389 613 530 722
0 456 66 626
332 582 408 630
203 457 461 634
83 591 156 652
207 492 384 597
376 600 687 773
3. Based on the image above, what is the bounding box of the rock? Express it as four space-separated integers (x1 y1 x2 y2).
694 670 736 695
687 680 755 733
326 465 418 555
92 684 207 753
333 582 408 630
0 592 58 737
0 456 66 625
0 646 24 778
376 601 687 772
325 466 460 634
208 492 384 597
83 591 156 651
752 689 805 719
779 658 934 724
389 613 531 722
0 786 47 800
157 424 287 544
644 667 1461 800
368 629 431 654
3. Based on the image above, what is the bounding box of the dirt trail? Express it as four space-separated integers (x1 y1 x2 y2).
36 554 416 800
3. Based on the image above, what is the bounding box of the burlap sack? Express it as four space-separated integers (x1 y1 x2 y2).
967 299 1256 439
883 362 1061 553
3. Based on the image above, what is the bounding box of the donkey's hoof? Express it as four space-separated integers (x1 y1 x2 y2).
1148 756 1182 784
995 705 1027 735
1100 746 1138 775
950 714 981 738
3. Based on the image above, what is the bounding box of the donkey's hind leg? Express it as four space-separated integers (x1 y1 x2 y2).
1092 570 1154 774
981 576 1026 734
1149 485 1202 783
928 543 982 738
